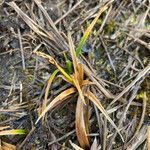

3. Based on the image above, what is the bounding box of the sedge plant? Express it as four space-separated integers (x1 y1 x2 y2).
34 0 124 148
34 33 123 148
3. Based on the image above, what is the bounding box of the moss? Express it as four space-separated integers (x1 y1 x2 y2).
105 20 116 34
129 15 137 25
0 114 7 122
136 77 150 115
117 32 126 43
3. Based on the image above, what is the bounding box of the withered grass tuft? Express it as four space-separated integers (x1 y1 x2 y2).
34 31 124 148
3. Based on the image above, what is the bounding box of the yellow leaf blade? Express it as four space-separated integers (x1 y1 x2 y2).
82 79 92 86
76 1 114 56
1 141 16 150
84 91 124 142
0 129 25 136
90 138 99 150
75 97 90 149
69 140 84 150
77 63 84 84
34 51 73 83
72 74 86 105
0 126 10 131
58 74 73 85
55 62 73 83
68 32 78 76
68 32 85 85
148 126 150 150
36 87 76 124
42 70 59 116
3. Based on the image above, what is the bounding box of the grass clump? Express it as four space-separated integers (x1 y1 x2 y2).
34 31 124 148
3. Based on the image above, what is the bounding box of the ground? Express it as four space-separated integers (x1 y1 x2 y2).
0 0 150 150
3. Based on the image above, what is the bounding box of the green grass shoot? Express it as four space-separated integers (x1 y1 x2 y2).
0 129 26 136
76 1 112 57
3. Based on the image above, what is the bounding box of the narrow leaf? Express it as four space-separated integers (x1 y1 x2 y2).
76 1 113 56
0 129 25 136
72 74 86 105
34 51 73 83
83 64 114 98
1 141 16 150
0 126 10 131
84 91 124 142
66 59 72 74
42 69 59 118
77 63 84 85
91 138 99 150
82 79 92 86
36 87 76 124
68 32 78 75
148 126 150 150
69 140 84 150
55 62 73 84
8 2 49 38
58 75 73 85
75 97 90 149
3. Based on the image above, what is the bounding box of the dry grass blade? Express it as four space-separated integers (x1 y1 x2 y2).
126 126 147 150
34 51 73 83
68 32 84 86
42 70 59 118
83 64 114 99
72 74 86 105
69 140 84 150
77 64 84 84
0 141 16 150
34 0 61 36
33 51 55 64
109 64 150 106
84 91 124 142
68 32 78 75
82 80 93 86
129 92 147 142
76 97 89 149
148 126 150 150
0 126 10 131
8 2 49 38
36 87 76 124
18 28 25 70
76 0 114 56
90 138 100 150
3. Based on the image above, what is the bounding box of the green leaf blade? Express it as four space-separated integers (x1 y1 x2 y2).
0 129 26 136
